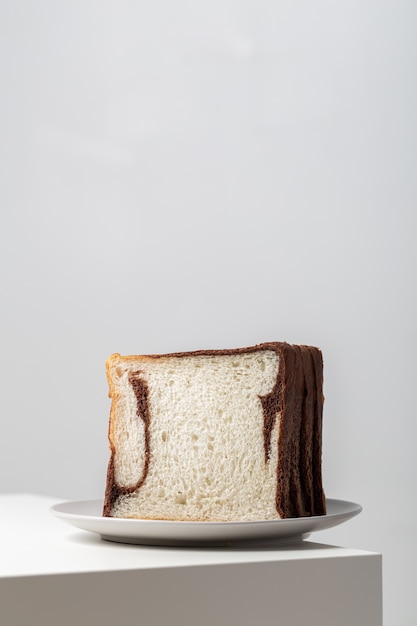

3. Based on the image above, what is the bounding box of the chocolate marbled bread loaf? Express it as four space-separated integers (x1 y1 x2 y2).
103 342 326 521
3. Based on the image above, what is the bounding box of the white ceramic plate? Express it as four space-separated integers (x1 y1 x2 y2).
50 498 362 546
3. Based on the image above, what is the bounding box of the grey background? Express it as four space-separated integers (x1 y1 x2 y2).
1 1 416 624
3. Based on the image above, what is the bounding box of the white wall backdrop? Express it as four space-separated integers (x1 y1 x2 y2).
1 1 416 624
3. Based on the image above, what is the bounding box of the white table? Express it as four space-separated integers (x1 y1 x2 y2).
0 494 382 626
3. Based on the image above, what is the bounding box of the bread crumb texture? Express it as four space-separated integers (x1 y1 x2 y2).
108 351 281 521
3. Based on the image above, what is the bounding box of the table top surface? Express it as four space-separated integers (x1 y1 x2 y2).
0 494 377 579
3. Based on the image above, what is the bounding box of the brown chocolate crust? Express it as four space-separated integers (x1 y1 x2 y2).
275 344 326 517
103 342 326 519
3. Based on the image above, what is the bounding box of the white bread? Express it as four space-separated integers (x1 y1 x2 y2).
103 343 326 521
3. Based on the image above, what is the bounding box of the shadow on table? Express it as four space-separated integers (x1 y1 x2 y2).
66 531 341 553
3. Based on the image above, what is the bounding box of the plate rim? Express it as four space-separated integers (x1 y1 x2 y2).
51 497 362 525
50 497 362 544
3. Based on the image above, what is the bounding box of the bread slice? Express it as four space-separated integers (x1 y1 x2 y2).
103 343 326 521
